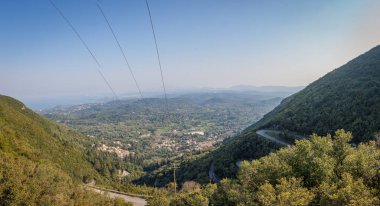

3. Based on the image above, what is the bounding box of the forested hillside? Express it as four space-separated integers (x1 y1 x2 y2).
0 95 130 205
253 45 380 142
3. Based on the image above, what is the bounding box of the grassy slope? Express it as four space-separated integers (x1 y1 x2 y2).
0 94 104 183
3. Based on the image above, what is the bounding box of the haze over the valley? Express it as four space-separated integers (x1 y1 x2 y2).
2 0 380 104
2 1 380 205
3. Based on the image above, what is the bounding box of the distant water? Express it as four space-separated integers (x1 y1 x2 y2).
22 96 111 111
21 93 152 111
20 86 304 111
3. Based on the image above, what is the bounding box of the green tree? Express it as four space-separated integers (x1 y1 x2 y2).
170 193 209 206
148 195 170 206
257 177 315 206
224 130 380 205
181 181 201 193
316 173 379 205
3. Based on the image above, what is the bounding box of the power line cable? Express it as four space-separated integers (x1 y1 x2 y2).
145 0 176 190
145 0 169 112
96 1 143 99
48 0 118 99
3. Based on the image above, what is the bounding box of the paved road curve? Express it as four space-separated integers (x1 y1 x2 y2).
209 160 220 183
256 129 289 146
88 186 147 206
209 129 289 182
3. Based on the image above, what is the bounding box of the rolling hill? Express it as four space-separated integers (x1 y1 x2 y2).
0 95 129 205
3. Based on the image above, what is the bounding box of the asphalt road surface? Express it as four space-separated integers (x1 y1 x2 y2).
89 187 147 206
256 129 289 146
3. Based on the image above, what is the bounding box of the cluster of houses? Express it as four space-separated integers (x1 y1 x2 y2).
97 144 135 158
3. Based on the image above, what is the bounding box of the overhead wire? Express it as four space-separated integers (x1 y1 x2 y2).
96 1 144 99
145 0 169 113
48 0 118 99
145 0 178 192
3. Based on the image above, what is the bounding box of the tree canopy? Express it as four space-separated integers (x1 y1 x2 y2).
149 130 380 205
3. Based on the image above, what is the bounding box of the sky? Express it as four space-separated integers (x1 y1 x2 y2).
1 0 380 102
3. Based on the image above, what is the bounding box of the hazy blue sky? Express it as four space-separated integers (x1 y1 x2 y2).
1 0 380 100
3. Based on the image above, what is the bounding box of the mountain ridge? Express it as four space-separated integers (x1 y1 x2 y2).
249 44 380 142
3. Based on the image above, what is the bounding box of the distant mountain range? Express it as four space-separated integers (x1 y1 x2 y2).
22 85 303 111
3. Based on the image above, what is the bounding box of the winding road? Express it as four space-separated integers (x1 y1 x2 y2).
209 160 220 183
208 129 290 183
86 185 147 206
256 129 290 146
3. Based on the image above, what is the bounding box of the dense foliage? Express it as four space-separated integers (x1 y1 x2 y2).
148 130 380 205
253 45 380 142
0 151 131 206
0 95 131 205
0 95 105 182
